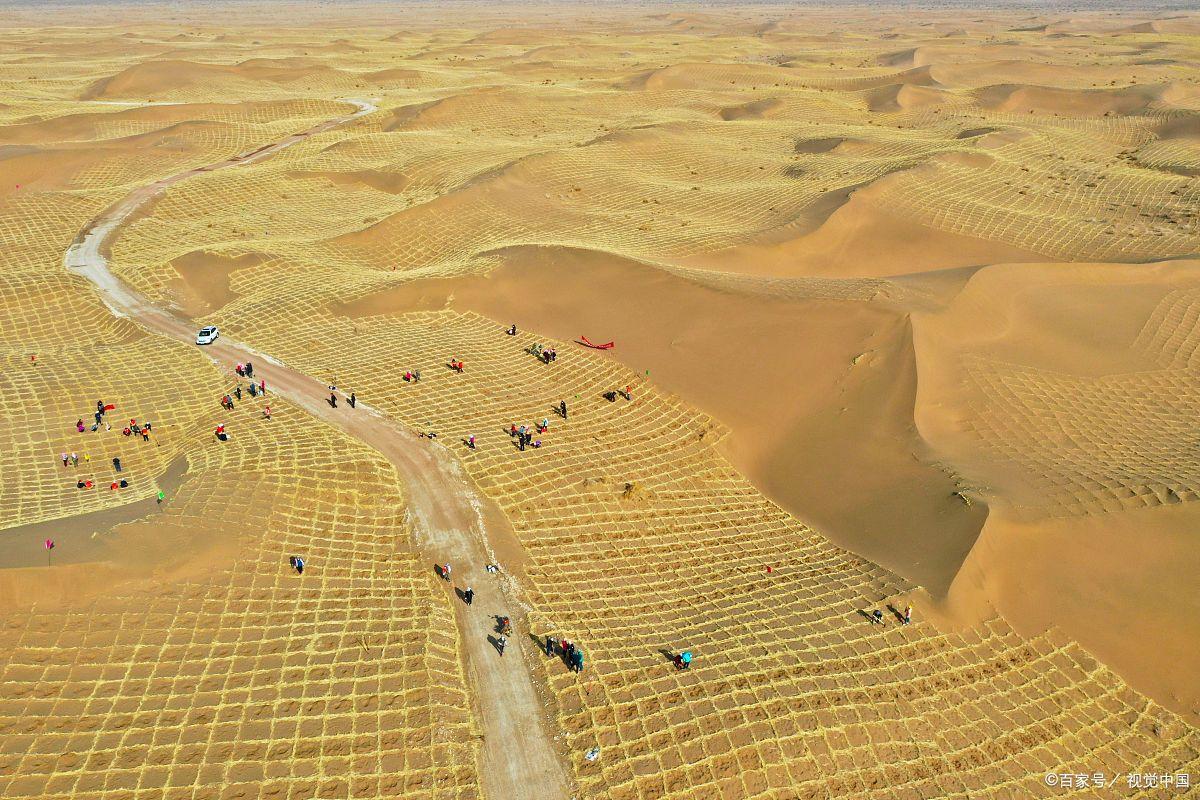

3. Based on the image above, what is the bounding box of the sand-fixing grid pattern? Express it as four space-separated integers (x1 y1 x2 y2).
187 307 1199 798
0 92 368 530
105 70 1199 310
961 357 1200 516
0 8 1198 799
912 265 1200 520
0 37 482 799
0 403 479 800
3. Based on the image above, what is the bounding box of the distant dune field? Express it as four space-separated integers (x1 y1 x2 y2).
0 3 1196 799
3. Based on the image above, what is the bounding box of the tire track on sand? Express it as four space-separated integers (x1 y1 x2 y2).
64 97 572 800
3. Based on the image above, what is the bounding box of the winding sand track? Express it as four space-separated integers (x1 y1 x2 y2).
64 98 571 800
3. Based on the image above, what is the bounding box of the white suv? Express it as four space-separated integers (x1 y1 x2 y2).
196 325 219 345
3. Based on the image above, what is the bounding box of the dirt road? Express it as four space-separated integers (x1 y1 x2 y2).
64 98 571 800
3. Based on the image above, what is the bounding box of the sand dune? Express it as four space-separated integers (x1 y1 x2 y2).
1155 115 1200 141
0 104 212 145
1115 17 1200 35
0 99 344 148
361 66 426 86
864 82 951 112
646 11 747 35
1 6 1197 799
0 146 109 195
81 58 354 101
291 167 412 194
1161 83 1200 110
619 62 790 92
792 136 848 153
692 177 1052 277
379 98 441 130
167 250 263 315
928 58 1145 89
82 59 255 100
910 259 1200 709
364 248 1200 714
718 98 784 120
976 82 1168 116
345 246 986 596
877 47 930 68
468 27 565 45
857 64 945 89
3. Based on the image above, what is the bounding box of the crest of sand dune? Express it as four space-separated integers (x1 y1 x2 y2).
908 260 1200 709
863 83 953 112
80 58 367 102
417 246 1200 713
718 97 786 121
689 176 1054 277
80 60 265 100
975 82 1173 116
0 4 1197 799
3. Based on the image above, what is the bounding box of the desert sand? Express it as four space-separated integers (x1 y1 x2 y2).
0 2 1197 799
